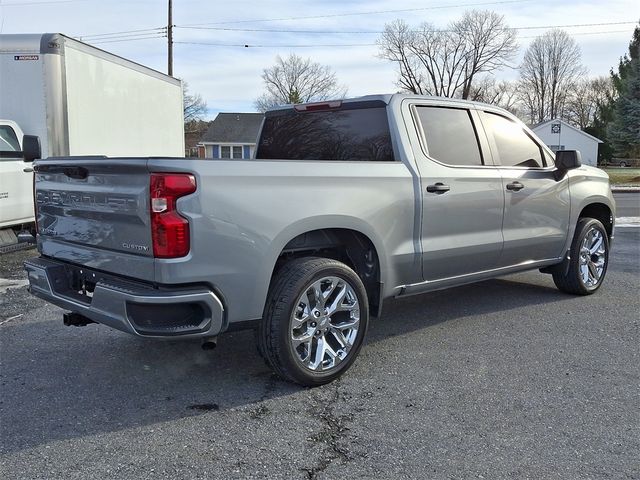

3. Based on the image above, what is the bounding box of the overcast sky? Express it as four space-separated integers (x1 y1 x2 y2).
1 0 638 117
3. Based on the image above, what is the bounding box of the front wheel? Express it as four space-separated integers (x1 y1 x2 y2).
553 218 609 295
257 257 369 386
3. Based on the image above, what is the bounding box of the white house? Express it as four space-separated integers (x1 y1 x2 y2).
531 119 602 167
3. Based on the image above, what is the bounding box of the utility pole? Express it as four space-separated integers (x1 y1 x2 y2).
167 0 173 76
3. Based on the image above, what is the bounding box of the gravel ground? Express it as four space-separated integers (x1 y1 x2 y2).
0 248 44 322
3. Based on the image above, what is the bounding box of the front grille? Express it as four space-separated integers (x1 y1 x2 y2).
127 302 210 336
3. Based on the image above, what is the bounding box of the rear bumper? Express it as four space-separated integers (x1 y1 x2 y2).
24 257 225 338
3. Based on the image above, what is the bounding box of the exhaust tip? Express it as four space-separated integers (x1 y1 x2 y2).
201 337 218 350
63 312 95 327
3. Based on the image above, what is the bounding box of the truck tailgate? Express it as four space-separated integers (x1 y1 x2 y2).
34 158 156 281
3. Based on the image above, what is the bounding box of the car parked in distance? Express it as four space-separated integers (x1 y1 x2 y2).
605 158 640 167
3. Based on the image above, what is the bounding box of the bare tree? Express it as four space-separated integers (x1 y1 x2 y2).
255 54 347 112
589 76 616 109
565 77 614 129
468 76 521 113
181 82 209 157
377 19 426 94
565 79 593 128
183 82 207 125
519 29 587 124
455 11 519 99
409 22 469 97
377 10 517 99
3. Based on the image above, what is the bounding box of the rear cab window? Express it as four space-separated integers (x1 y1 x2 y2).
413 106 485 167
256 100 395 161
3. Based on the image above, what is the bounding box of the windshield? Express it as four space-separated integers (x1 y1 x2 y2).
0 126 21 153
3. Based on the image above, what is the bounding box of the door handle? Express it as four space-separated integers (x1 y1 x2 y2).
23 167 34 173
506 181 524 192
426 183 450 194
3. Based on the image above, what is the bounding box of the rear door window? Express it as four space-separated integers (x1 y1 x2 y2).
481 112 546 168
414 106 484 166
256 101 395 161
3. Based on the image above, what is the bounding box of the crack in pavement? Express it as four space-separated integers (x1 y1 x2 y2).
301 383 359 479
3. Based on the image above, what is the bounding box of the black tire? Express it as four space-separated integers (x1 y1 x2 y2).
619 161 627 168
257 257 369 386
553 218 609 295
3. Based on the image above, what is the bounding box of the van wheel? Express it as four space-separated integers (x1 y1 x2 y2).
553 218 609 295
257 257 369 386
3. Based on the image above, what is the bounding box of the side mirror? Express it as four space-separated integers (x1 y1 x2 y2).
22 135 41 162
554 150 581 180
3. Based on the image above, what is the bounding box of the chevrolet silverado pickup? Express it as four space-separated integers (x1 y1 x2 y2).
24 94 616 386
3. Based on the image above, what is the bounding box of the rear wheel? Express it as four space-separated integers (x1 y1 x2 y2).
553 218 609 295
257 257 369 386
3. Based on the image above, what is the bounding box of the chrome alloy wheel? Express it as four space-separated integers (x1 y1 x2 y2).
578 227 607 287
290 276 360 372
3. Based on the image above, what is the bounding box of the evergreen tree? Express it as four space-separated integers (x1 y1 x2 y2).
608 24 640 158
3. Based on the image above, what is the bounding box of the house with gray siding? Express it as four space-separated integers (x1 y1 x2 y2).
197 113 263 160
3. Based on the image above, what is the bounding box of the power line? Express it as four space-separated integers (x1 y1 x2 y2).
511 21 636 31
73 20 635 43
78 32 166 43
2 0 93 6
174 21 637 35
88 34 166 45
173 29 633 49
519 29 631 39
174 41 375 48
73 28 167 45
179 0 536 27
78 27 166 40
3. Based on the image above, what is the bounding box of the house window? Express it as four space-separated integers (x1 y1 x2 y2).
220 145 244 159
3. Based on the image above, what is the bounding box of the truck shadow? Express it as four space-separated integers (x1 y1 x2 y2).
1 273 574 453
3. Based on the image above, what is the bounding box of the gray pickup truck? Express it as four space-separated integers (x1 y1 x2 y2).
24 94 615 386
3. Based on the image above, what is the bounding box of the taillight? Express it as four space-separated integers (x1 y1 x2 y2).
150 173 196 258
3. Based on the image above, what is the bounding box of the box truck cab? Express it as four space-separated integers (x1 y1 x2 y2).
0 120 36 228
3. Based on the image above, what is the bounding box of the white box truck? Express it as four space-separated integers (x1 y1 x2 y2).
0 33 185 232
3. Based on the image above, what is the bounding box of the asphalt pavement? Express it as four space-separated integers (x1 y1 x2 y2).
0 206 638 479
613 192 640 219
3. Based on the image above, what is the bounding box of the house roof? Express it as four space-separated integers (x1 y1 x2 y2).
199 113 264 144
531 118 603 143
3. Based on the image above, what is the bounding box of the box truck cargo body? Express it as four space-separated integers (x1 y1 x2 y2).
0 33 185 229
